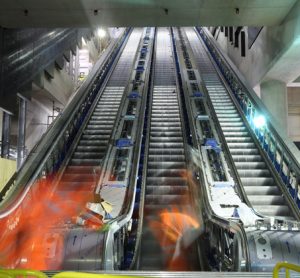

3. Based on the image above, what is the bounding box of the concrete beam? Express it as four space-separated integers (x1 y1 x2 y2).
260 79 288 133
0 0 297 28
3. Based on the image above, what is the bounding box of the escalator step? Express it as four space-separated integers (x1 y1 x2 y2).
229 148 259 155
241 177 274 186
146 185 188 195
147 168 186 177
235 161 266 169
248 195 285 205
253 205 291 217
145 194 189 205
237 169 270 177
244 186 280 195
147 177 187 186
232 155 262 162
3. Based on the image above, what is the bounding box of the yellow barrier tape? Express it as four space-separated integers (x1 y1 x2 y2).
52 272 144 278
0 269 48 278
273 262 300 278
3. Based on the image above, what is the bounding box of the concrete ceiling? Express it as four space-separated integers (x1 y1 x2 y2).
0 0 298 28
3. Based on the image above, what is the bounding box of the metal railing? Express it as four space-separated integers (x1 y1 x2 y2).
197 27 300 210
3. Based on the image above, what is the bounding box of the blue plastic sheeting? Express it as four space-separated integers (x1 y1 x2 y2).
204 138 221 153
116 138 133 148
128 92 140 99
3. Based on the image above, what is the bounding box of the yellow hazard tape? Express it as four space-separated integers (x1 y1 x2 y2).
0 269 48 278
52 272 144 278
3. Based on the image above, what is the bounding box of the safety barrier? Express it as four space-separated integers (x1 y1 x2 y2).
273 262 300 278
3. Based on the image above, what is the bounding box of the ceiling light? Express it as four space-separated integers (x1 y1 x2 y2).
97 28 106 38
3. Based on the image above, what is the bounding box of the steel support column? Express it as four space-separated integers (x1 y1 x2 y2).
1 111 11 158
17 96 27 169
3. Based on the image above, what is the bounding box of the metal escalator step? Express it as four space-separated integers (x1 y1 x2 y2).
145 194 189 205
151 121 181 126
237 169 270 177
147 168 186 177
248 195 285 205
210 99 232 102
76 146 107 152
86 124 112 129
229 148 259 155
82 134 110 140
151 118 180 122
215 109 237 113
146 185 188 195
148 155 185 162
72 152 103 159
253 205 291 217
90 115 116 119
92 112 117 116
235 161 266 169
147 177 187 186
89 120 114 124
83 130 111 135
218 121 244 127
221 126 246 131
148 148 184 155
150 127 182 132
144 204 190 214
223 131 249 137
216 113 240 118
57 180 95 190
60 173 95 182
232 155 262 162
149 142 184 148
78 140 108 146
150 136 183 142
225 137 252 142
227 142 255 148
65 166 100 174
244 186 280 195
218 117 242 122
241 177 274 186
70 158 102 166
147 161 186 169
150 131 183 137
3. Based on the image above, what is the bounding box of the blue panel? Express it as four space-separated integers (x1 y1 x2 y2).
204 138 221 153
116 138 133 148
193 91 204 98
128 92 140 99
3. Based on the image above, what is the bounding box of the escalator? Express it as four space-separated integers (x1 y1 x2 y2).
0 28 145 270
59 29 143 191
184 27 299 221
137 27 201 271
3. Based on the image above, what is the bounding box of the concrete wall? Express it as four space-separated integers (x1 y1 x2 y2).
213 1 300 87
287 86 300 141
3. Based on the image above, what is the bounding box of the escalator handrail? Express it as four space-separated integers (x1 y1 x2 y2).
197 27 300 202
0 29 130 217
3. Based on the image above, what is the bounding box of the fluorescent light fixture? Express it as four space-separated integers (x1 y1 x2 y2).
97 28 106 38
253 115 266 128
